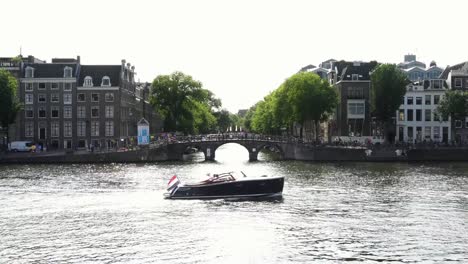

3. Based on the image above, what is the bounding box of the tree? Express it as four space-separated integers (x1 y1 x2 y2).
150 72 220 134
0 69 20 145
437 90 468 143
213 109 231 132
370 64 408 142
282 72 338 140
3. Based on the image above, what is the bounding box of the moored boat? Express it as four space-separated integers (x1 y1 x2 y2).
164 171 284 199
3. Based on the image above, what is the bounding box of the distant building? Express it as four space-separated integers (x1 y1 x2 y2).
396 56 450 143
331 60 378 138
440 61 468 143
16 57 161 150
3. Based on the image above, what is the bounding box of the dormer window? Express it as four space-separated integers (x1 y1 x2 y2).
84 76 93 87
64 67 73 78
25 67 34 78
352 74 359 81
101 76 111 87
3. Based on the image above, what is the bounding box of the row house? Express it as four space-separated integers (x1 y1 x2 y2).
332 60 378 138
396 55 451 143
17 57 161 150
442 62 468 143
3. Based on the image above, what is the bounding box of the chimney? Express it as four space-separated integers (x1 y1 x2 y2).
77 56 81 63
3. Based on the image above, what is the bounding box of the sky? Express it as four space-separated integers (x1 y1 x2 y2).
3 0 467 113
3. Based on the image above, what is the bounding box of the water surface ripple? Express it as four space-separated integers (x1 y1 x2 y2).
1 144 468 263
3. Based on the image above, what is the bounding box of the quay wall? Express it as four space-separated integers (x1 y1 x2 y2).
2 145 468 164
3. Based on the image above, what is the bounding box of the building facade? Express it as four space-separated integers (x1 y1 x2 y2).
17 57 161 150
332 61 378 137
396 55 450 143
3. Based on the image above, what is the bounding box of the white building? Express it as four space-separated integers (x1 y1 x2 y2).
396 77 451 143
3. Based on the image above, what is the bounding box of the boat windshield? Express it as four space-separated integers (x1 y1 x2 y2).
201 172 236 184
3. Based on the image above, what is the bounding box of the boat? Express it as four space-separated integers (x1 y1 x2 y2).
164 171 284 199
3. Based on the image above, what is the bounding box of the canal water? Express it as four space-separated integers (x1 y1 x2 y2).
1 143 467 263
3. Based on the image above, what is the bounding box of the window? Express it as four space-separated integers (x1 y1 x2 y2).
77 121 86 137
434 95 440 105
407 97 413 105
64 83 72 91
25 67 34 78
407 127 413 139
64 121 72 137
347 87 363 98
352 74 359 81
432 80 442 89
38 107 46 118
105 105 114 118
455 120 462 128
51 106 59 118
433 127 440 139
25 107 34 118
416 97 422 105
105 121 114 136
64 93 72 104
51 122 59 137
25 122 34 137
455 78 462 88
466 117 468 128
64 106 72 118
101 76 111 86
25 83 33 91
398 109 405 121
348 102 365 115
51 83 59 90
105 93 114 102
416 109 422 121
425 95 431 105
433 112 440 122
77 93 86 102
84 76 93 87
91 121 99 137
425 109 431 121
64 67 73 78
38 94 46 103
91 106 99 118
38 83 46 90
51 93 59 103
91 93 99 102
25 94 34 104
77 106 86 118
424 127 431 140
407 109 414 121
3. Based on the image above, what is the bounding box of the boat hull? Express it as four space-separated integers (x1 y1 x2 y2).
166 177 284 200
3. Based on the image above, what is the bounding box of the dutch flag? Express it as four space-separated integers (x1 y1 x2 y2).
167 175 180 192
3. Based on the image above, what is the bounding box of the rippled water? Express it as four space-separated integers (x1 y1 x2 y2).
1 144 468 263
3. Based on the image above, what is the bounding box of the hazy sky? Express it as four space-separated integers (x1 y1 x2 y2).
3 0 467 112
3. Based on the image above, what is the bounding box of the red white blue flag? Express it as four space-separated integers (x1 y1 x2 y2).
167 175 180 191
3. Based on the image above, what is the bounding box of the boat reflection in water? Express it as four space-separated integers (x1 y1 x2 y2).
164 171 284 200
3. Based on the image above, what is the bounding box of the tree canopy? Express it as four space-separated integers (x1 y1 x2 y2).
0 69 20 141
250 72 338 140
150 72 220 134
370 64 408 122
437 90 468 120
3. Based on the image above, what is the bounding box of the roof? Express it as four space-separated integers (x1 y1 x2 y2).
23 63 78 78
78 65 121 87
335 60 379 81
440 62 468 79
403 66 426 72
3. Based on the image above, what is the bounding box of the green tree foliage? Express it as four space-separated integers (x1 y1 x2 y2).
437 90 468 142
150 72 219 134
0 69 20 143
250 72 338 140
370 64 408 141
213 109 231 132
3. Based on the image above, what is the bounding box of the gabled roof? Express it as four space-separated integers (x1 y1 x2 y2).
23 63 78 78
440 62 468 79
78 65 121 87
335 60 379 81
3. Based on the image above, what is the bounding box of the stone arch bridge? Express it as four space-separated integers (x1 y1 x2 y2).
165 136 290 161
